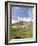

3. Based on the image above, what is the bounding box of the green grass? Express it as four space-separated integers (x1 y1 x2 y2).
10 27 33 39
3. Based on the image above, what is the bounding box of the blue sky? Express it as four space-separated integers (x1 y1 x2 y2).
11 7 32 23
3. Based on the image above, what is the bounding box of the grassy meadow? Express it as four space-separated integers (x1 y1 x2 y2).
10 21 33 39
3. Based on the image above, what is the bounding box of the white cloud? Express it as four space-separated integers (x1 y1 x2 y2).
17 16 32 21
23 18 32 22
12 16 32 24
12 20 17 24
14 7 19 9
17 16 23 21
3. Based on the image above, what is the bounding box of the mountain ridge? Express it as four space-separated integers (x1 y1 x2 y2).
11 20 32 26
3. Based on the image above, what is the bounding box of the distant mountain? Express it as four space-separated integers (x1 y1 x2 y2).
11 20 32 26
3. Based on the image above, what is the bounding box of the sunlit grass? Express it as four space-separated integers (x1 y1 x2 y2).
10 27 33 39
10 21 33 39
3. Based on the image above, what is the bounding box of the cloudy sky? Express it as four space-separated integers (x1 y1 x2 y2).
11 7 33 24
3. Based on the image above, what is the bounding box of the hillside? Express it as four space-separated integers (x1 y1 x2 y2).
10 21 33 39
11 21 32 29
